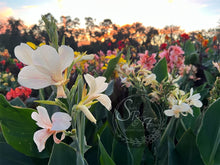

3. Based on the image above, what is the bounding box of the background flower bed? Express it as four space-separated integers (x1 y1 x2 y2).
0 14 220 165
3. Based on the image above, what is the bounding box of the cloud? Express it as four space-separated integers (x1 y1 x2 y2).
22 5 38 9
0 7 14 19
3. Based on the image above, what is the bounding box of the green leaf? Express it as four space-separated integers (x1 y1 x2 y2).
105 80 114 96
111 138 133 165
176 129 204 165
197 98 220 165
204 70 215 85
0 142 34 165
10 97 26 107
0 94 48 158
48 143 77 165
97 134 116 165
103 51 122 82
153 57 168 83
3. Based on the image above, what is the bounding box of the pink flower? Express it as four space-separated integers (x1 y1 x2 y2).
137 50 157 70
31 106 72 152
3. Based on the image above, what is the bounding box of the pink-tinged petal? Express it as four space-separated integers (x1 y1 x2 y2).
96 94 112 110
77 105 96 124
53 132 65 144
14 43 34 65
31 106 52 129
58 45 74 71
32 45 61 74
164 110 174 117
18 65 52 89
84 74 96 94
33 129 53 152
51 112 72 131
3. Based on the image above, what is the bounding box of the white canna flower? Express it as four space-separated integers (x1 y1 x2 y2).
77 74 112 123
142 73 156 86
14 43 74 98
31 106 72 152
186 88 203 108
164 103 192 118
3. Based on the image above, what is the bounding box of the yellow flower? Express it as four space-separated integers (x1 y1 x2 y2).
3 83 8 86
10 77 15 82
2 74 8 79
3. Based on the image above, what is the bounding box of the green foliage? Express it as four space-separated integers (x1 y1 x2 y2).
97 135 116 165
0 94 49 158
197 98 220 165
153 57 168 83
48 143 77 165
184 40 199 65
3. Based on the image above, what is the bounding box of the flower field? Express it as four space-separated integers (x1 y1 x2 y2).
0 16 220 165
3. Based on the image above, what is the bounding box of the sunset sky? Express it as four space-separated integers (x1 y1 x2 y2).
0 0 220 32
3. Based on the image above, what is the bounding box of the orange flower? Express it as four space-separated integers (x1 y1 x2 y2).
213 36 217 42
202 39 209 47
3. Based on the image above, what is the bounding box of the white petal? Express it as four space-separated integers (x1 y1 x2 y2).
14 43 33 65
58 45 75 71
96 94 112 110
179 103 191 112
33 129 53 152
51 112 72 131
191 94 201 100
164 110 174 116
94 76 108 94
78 105 96 123
18 65 52 89
190 88 193 97
84 74 96 94
31 106 52 128
80 54 94 61
193 100 203 108
32 45 61 74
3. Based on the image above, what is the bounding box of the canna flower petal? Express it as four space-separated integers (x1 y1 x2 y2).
32 45 61 75
53 132 66 144
32 106 72 152
84 74 108 95
77 105 96 124
58 45 75 71
164 109 176 117
96 94 112 110
51 112 72 131
33 128 53 152
18 65 53 89
14 43 34 65
31 106 52 128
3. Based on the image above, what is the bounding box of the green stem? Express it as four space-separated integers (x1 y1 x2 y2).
180 118 187 132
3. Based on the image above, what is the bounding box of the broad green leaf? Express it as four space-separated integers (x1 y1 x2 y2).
0 94 48 158
105 80 114 96
103 51 122 82
48 143 77 165
129 146 145 165
176 129 204 165
0 142 34 165
111 138 133 165
153 57 168 83
10 97 26 107
97 134 116 165
197 98 220 165
204 70 215 85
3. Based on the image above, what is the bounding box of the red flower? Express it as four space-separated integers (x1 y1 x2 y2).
117 40 125 50
0 60 6 65
6 86 32 101
160 43 167 50
16 62 24 69
180 33 190 41
108 42 112 47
